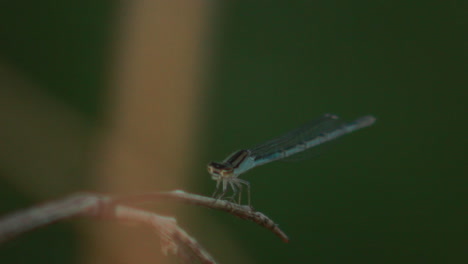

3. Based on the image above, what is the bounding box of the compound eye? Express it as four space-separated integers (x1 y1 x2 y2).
208 162 228 170
213 164 225 169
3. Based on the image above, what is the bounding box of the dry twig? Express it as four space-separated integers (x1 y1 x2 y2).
117 190 289 243
0 190 289 263
0 193 216 263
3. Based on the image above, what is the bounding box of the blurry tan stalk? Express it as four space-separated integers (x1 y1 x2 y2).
83 1 250 264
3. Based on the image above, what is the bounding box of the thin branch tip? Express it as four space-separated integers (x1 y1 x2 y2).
125 190 290 243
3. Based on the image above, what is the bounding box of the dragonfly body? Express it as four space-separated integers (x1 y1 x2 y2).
207 114 376 204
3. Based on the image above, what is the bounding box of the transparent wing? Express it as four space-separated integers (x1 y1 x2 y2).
249 113 346 164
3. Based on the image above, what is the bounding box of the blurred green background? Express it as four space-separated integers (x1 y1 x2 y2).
0 1 466 263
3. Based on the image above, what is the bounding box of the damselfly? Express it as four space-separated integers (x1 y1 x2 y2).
207 114 376 205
